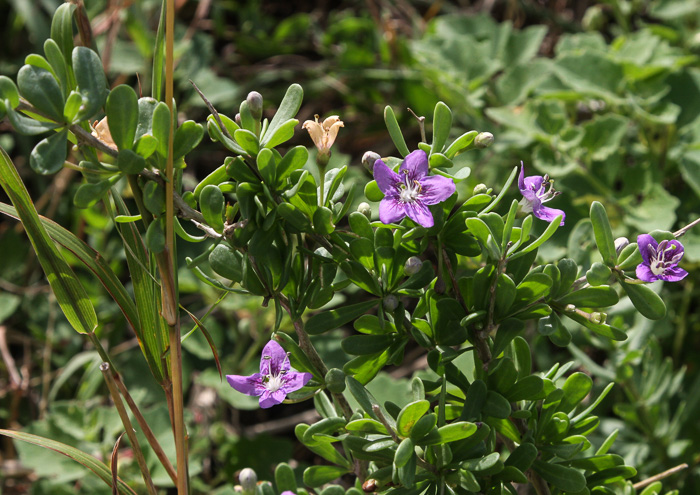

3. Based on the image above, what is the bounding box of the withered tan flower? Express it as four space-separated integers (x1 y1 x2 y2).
91 117 117 150
302 115 344 153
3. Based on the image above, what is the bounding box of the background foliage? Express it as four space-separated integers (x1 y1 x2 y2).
0 0 699 494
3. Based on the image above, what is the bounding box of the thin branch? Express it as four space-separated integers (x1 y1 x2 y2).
633 463 688 490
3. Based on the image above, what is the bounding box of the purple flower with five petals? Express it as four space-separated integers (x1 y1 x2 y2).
226 341 312 409
518 164 565 226
635 234 688 282
373 150 455 228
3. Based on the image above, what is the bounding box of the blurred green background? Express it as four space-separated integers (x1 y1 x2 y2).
1 0 699 493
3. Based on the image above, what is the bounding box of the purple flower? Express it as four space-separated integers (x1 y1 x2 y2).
636 234 688 282
373 150 455 228
518 164 565 226
226 341 312 409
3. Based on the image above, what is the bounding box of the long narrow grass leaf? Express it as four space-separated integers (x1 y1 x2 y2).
0 202 139 332
0 429 138 495
110 194 167 382
0 148 97 334
151 1 166 101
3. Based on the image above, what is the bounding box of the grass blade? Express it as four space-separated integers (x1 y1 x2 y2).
0 429 138 495
0 147 97 334
0 202 140 332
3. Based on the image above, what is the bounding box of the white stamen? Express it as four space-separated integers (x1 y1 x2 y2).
399 172 421 203
651 260 667 276
266 373 284 392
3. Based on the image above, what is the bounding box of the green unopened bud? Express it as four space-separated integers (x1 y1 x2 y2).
564 304 576 313
325 368 346 393
239 468 257 493
590 312 607 325
383 294 399 312
404 256 422 276
473 183 488 195
246 91 263 120
357 202 372 219
362 151 381 172
474 132 494 149
614 237 630 256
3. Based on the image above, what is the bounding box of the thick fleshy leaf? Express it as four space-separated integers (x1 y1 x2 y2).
73 47 108 121
0 429 137 495
29 129 68 175
619 281 666 320
50 3 76 66
303 465 351 488
0 147 97 334
261 84 303 147
200 184 225 233
106 85 139 150
17 64 64 121
306 299 379 335
431 101 452 154
396 400 431 437
532 459 586 492
173 120 204 160
590 201 616 266
384 105 410 157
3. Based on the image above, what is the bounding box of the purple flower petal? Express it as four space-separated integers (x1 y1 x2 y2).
518 163 526 191
281 371 313 393
259 340 289 376
636 234 657 265
399 150 429 179
635 263 658 283
658 266 688 282
404 201 434 228
417 175 456 205
379 196 407 224
259 389 287 409
523 176 544 193
373 160 400 195
664 240 684 261
226 373 265 396
533 205 565 226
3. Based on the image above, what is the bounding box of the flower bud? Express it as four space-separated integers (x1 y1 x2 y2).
239 468 257 493
362 151 381 172
325 368 346 393
246 91 263 120
590 312 607 325
362 479 378 493
473 183 488 195
564 304 576 313
474 132 494 149
404 256 422 276
357 202 372 219
614 237 629 256
235 113 242 126
383 294 399 312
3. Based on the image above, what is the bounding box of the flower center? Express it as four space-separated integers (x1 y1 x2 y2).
266 373 284 393
399 172 421 203
651 260 667 276
535 175 560 203
648 241 683 276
